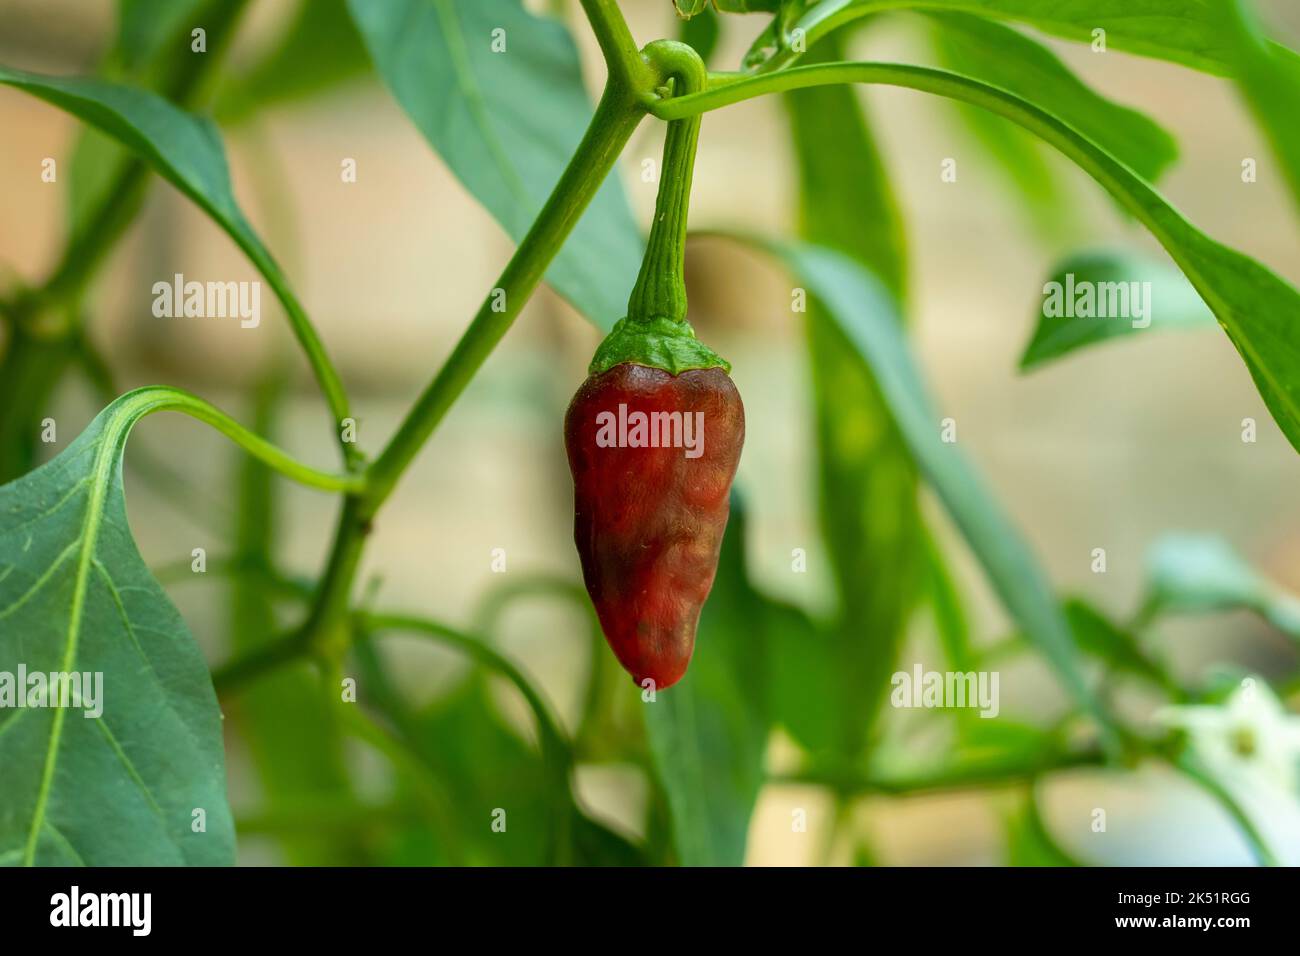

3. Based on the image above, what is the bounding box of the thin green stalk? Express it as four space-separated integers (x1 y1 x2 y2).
211 631 304 693
625 41 706 326
362 84 645 512
123 386 364 494
578 0 655 91
777 745 1107 796
359 611 572 766
472 573 591 635
359 610 576 864
335 702 468 865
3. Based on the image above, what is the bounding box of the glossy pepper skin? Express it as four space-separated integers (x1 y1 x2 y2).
565 362 744 689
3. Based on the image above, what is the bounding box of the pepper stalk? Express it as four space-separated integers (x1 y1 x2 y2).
589 41 730 377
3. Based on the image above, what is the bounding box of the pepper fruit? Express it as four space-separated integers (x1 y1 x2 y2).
564 43 744 690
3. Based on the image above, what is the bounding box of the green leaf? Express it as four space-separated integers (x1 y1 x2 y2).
766 598 839 754
346 0 643 329
679 5 722 65
932 35 1066 238
1144 533 1300 639
115 0 210 72
674 0 713 16
664 61 1300 456
216 0 370 124
643 498 770 866
773 0 1300 77
1019 250 1215 371
731 236 1119 751
1006 791 1081 866
1063 599 1172 690
929 13 1177 185
0 65 348 427
380 676 552 865
0 390 235 866
924 526 975 672
782 35 921 759
1214 0 1300 217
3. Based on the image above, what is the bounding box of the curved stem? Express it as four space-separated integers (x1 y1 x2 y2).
120 386 364 494
359 610 572 767
359 610 578 860
625 41 706 325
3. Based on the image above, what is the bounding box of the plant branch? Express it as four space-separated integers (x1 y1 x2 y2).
776 745 1107 797
125 386 365 494
578 0 655 92
359 610 572 769
211 631 304 694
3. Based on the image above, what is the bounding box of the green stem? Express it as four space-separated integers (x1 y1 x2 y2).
362 84 644 511
359 610 576 862
777 745 1108 796
751 0 863 74
295 494 372 656
211 631 303 693
359 611 572 768
578 0 654 91
625 41 706 326
334 702 468 864
122 386 364 494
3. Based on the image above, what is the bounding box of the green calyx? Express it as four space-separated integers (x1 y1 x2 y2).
591 40 730 378
588 315 730 375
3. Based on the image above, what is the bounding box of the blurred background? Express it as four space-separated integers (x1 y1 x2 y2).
1 0 1298 865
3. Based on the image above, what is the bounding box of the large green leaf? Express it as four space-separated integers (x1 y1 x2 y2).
929 13 1177 184
1143 533 1300 640
664 62 1300 456
931 21 1066 237
1063 599 1173 691
0 65 347 426
1214 0 1300 217
781 35 921 760
115 0 211 73
0 391 234 866
1019 250 1215 370
643 499 770 866
764 0 1300 76
733 237 1118 749
346 0 642 329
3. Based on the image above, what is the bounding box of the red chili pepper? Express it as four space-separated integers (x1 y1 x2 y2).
564 43 742 689
565 362 744 689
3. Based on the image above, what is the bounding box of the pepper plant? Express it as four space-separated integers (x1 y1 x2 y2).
1 0 1299 867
